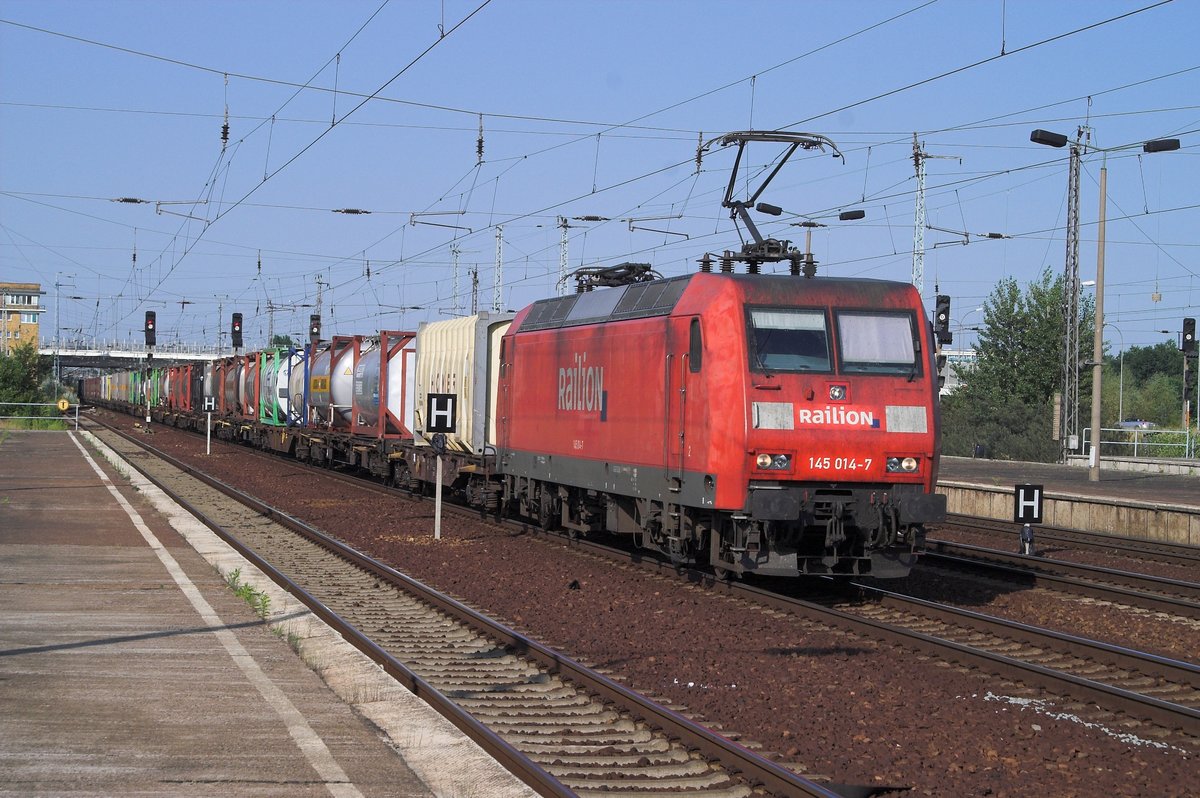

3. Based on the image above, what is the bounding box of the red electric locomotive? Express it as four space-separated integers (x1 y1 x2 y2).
492 130 946 577
496 267 945 578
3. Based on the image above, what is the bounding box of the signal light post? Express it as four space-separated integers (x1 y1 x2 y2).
143 311 156 424
1031 128 1181 481
1184 318 1197 433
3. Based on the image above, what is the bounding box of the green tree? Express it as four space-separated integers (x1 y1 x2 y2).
269 334 295 348
0 341 49 404
1103 341 1186 428
1122 340 1183 386
941 268 1093 462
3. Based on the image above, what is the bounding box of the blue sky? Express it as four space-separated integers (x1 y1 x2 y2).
1 0 1196 352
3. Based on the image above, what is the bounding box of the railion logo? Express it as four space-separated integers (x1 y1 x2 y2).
558 352 606 419
797 405 879 428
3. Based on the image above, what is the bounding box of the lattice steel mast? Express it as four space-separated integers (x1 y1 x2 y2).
1060 127 1087 460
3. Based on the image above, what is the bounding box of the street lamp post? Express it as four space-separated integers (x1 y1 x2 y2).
1030 129 1180 481
1090 163 1107 479
1104 323 1125 423
954 307 984 346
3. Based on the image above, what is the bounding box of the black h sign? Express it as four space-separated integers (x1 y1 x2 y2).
426 393 457 434
1013 484 1043 524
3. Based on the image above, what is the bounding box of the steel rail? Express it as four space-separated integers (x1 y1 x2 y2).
80 421 575 798
83 416 844 798
939 513 1200 567
849 582 1200 689
505 537 1200 736
923 541 1200 618
89 410 1200 746
739 580 1200 736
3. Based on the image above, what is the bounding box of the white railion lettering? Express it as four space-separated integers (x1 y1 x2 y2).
797 405 874 427
557 352 604 414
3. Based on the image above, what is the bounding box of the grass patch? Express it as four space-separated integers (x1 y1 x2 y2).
223 567 271 619
0 418 70 431
269 625 304 654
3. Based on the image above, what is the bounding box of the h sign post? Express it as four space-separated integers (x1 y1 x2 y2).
426 393 457 434
425 393 457 542
1013 484 1043 524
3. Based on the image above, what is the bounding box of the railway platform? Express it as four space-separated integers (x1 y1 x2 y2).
938 455 1200 546
0 429 536 798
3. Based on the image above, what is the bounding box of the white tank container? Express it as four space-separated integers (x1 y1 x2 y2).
203 363 215 406
222 361 241 412
288 348 312 425
353 336 416 435
309 342 356 427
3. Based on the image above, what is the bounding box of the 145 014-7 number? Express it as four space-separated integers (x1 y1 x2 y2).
808 456 873 471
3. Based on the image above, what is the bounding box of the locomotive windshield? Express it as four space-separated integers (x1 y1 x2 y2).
836 311 920 375
746 308 831 372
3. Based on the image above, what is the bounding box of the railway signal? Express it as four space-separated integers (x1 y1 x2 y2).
309 314 321 346
934 295 952 345
1183 317 1195 354
144 311 156 346
231 313 243 349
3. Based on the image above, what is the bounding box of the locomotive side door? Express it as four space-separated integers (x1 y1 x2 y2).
666 315 700 494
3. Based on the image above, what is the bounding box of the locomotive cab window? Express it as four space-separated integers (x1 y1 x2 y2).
688 317 702 373
746 307 830 372
835 311 921 375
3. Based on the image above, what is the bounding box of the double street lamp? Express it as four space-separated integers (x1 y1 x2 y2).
1031 128 1180 481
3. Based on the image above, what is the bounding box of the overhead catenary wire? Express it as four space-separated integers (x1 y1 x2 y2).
5 2 1196 343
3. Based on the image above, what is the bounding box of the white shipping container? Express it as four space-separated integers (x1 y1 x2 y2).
413 312 513 453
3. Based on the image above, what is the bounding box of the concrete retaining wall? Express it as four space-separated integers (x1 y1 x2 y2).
1064 455 1200 477
937 481 1200 547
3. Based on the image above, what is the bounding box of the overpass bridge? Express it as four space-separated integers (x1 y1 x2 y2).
39 341 225 371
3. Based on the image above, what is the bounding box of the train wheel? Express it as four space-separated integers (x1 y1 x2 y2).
388 464 408 490
538 488 557 531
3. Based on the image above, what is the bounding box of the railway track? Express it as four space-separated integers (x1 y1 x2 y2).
939 514 1200 569
81 416 849 798
85 411 1200 757
579 552 1200 749
921 539 1200 619
819 582 1200 738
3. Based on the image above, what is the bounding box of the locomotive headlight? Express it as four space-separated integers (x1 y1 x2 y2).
886 456 920 473
829 384 847 401
755 453 791 470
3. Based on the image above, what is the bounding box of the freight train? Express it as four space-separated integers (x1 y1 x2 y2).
81 266 946 578
81 132 948 579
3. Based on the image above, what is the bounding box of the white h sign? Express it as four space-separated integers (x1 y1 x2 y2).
426 393 457 434
1013 484 1044 524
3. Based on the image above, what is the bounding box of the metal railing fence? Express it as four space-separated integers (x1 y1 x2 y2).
0 402 79 430
1082 426 1196 460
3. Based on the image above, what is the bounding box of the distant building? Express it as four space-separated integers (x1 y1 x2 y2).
939 348 978 396
1 281 47 354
